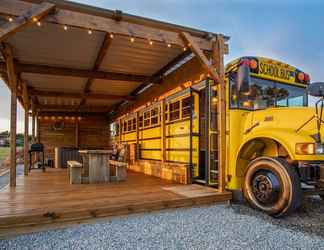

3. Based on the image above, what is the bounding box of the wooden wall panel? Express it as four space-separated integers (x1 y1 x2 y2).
79 116 110 150
39 116 110 160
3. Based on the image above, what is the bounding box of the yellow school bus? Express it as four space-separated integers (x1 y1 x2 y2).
112 56 324 217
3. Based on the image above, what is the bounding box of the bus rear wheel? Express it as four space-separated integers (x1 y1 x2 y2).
243 157 302 217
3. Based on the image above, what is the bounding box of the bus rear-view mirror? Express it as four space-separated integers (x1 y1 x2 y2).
237 62 251 94
308 82 324 97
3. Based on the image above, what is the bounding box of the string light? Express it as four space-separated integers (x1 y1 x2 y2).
167 43 172 48
32 17 38 22
8 17 13 22
130 37 135 43
88 29 92 35
183 47 187 51
37 21 41 27
149 40 153 46
110 33 114 39
63 25 68 31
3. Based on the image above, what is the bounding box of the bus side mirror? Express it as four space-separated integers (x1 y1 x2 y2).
237 62 251 94
308 82 324 97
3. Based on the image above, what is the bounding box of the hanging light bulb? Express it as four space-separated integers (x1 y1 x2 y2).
183 47 187 51
88 29 92 35
149 40 153 46
36 21 41 26
130 37 135 43
8 17 13 22
63 25 68 31
167 43 172 48
32 17 38 22
110 33 114 39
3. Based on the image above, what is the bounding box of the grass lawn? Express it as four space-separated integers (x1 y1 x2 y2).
0 147 10 162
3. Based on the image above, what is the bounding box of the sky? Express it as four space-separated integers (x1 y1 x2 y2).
1 0 324 132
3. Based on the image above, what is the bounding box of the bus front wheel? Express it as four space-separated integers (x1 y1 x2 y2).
243 157 302 217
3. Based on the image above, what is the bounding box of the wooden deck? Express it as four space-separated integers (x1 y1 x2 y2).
0 168 231 234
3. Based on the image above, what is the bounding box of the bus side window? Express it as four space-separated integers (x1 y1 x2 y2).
169 101 180 121
123 121 127 133
165 104 169 121
151 107 159 125
139 115 143 128
182 96 192 118
132 118 136 131
144 111 150 127
127 120 132 131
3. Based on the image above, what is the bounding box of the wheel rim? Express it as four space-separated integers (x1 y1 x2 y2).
251 170 281 205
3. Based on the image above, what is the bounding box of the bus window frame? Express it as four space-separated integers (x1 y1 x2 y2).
228 72 308 111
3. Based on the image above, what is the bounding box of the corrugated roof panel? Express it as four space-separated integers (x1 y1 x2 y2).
90 79 142 96
22 73 87 93
99 35 183 75
7 22 105 69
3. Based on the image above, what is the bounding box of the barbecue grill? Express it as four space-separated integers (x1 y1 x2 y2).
29 143 45 171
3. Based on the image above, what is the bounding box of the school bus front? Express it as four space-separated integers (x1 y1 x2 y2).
226 56 324 217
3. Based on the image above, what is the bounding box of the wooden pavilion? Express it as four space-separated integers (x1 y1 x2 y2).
0 0 231 232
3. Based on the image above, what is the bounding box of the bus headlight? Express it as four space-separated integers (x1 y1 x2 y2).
295 143 315 155
315 143 324 154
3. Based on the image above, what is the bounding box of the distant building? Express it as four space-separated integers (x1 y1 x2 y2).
0 131 9 147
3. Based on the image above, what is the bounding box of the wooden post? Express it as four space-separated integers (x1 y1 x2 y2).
10 83 17 186
161 100 166 163
24 107 29 176
36 114 40 143
2 43 18 187
75 120 79 148
212 35 226 192
32 113 36 143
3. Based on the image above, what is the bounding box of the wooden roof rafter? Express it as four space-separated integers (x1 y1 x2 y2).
29 89 134 101
0 62 149 82
79 33 113 107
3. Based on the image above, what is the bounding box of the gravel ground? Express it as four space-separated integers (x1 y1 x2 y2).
1 198 324 250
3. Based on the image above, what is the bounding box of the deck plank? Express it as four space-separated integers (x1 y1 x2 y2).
0 168 231 232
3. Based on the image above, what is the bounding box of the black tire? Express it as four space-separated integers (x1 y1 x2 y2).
243 157 302 217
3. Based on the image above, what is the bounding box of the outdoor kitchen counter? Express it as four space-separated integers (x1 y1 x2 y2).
79 150 112 184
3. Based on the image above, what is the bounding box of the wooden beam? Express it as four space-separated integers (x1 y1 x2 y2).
0 0 214 51
0 2 55 43
80 33 113 106
37 104 110 113
29 89 134 101
180 32 221 84
0 62 148 82
212 35 226 192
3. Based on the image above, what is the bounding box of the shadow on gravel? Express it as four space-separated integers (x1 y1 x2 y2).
230 196 324 238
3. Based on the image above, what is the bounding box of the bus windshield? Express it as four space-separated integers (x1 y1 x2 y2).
230 74 308 110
